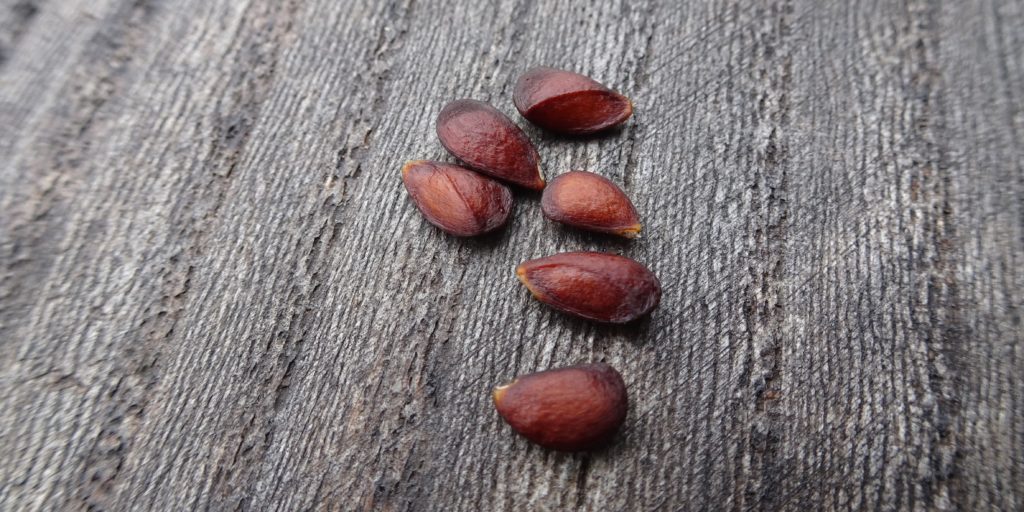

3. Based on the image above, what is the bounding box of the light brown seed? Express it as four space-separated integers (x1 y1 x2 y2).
516 252 661 323
513 67 633 135
541 171 641 237
493 363 627 451
436 99 545 190
402 160 512 237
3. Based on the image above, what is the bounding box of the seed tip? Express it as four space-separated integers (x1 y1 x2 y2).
619 223 642 238
402 160 426 176
516 266 548 301
532 164 546 190
492 381 514 404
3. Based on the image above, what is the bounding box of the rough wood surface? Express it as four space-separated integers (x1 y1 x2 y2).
1 0 1021 510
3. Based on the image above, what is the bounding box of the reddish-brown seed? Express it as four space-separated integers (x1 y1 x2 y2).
513 67 633 135
493 363 627 451
541 171 641 238
516 252 661 323
402 160 513 237
436 99 545 190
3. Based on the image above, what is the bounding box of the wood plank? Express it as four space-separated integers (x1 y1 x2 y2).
1 0 1020 509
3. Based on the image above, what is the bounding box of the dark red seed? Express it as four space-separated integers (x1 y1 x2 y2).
436 99 545 190
402 160 513 237
493 363 628 451
513 67 633 135
516 252 661 323
541 171 641 237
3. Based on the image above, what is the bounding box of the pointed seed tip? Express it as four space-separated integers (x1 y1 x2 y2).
402 160 424 176
493 381 513 404
534 166 546 189
516 266 546 301
620 224 642 238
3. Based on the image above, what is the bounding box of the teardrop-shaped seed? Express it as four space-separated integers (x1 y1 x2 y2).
436 99 545 190
513 67 633 135
402 160 513 237
516 252 661 323
493 363 627 451
541 171 641 237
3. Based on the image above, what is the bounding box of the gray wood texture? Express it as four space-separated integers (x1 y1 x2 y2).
1 0 1022 510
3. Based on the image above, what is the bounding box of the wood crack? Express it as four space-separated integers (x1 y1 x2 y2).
0 2 166 507
901 0 964 508
0 0 157 360
734 1 794 509
85 0 303 508
620 1 658 191
245 0 420 507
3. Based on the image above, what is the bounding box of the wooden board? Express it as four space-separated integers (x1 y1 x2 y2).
1 0 1021 509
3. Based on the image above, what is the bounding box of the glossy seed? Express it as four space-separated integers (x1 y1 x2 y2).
541 171 641 237
436 99 545 190
516 252 661 323
493 363 627 451
513 66 633 135
402 160 513 237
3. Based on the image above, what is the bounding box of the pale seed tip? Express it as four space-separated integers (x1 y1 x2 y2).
492 381 514 403
619 224 642 239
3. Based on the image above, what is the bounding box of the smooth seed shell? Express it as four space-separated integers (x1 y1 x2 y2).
541 171 641 237
516 252 661 323
493 363 628 451
436 99 545 190
513 67 633 135
402 160 513 237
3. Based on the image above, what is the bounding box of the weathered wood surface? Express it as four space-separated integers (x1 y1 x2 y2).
1 0 1021 510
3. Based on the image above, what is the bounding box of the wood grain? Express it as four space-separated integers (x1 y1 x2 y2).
1 0 1021 510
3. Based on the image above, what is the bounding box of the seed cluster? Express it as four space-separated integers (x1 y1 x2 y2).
402 66 659 451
